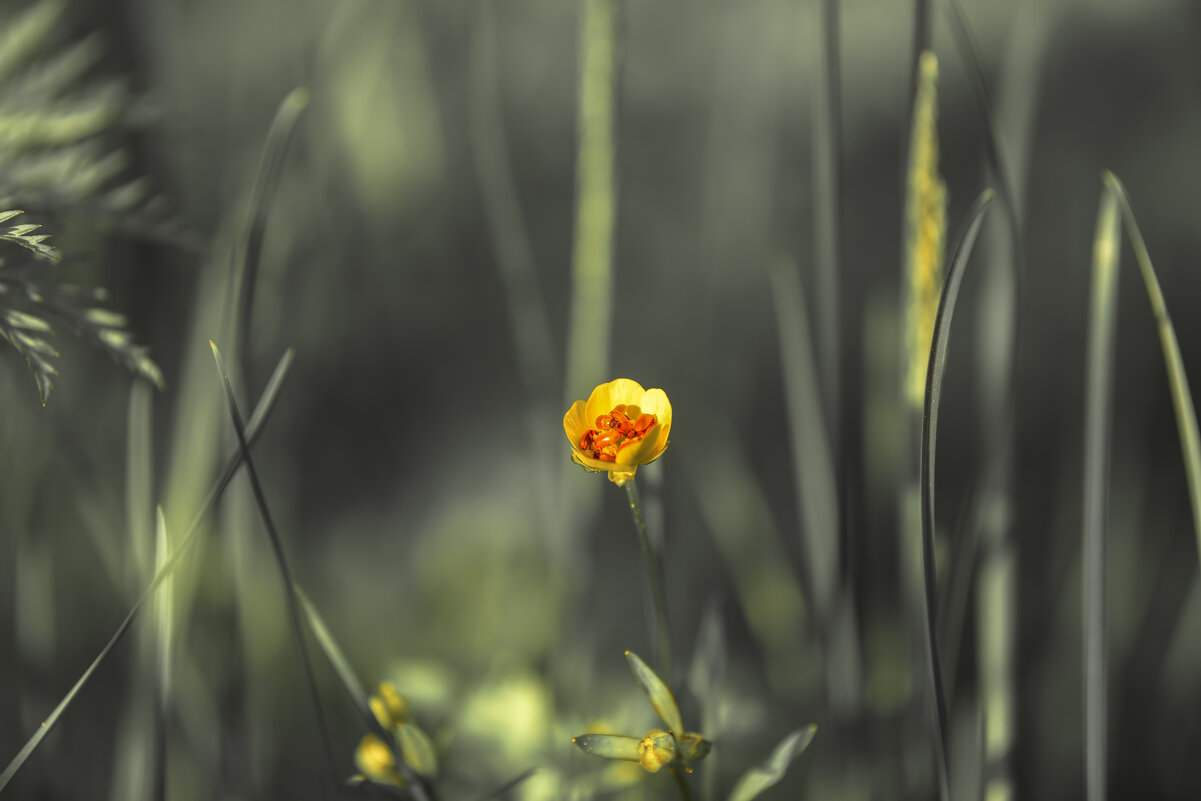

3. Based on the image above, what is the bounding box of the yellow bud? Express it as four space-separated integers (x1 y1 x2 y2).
354 734 404 786
637 729 675 773
378 682 410 723
369 696 392 730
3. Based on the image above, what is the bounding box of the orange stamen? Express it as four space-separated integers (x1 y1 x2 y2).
576 405 658 465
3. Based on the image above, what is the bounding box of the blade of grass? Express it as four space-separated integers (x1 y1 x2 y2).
919 188 995 801
295 586 371 713
294 587 431 801
154 507 174 707
229 87 309 389
152 507 171 801
1082 186 1121 801
211 342 434 801
0 348 294 792
726 725 817 801
209 341 336 789
767 255 839 631
943 0 1022 260
1103 171 1201 571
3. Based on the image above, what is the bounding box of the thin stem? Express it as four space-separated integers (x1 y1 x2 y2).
668 764 694 801
625 478 671 682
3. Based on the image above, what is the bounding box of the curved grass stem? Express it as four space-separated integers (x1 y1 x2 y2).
626 478 672 682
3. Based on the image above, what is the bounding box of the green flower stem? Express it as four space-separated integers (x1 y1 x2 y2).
668 764 695 801
625 478 672 682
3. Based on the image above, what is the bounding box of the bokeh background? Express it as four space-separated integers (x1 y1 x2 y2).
2 0 1201 799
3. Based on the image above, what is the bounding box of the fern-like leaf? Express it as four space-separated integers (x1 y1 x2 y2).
0 209 58 261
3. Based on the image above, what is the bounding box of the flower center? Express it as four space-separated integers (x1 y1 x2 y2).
578 404 656 462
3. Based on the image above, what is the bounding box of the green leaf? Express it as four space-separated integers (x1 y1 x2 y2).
396 722 438 776
626 650 684 735
0 210 58 261
572 733 641 762
726 725 817 801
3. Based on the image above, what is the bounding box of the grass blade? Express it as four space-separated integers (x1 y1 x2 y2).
919 188 995 800
229 87 308 385
211 343 435 800
294 587 431 801
1102 171 1201 572
208 341 337 788
767 256 839 631
295 586 371 714
0 348 294 792
944 0 1023 257
726 725 817 801
1082 186 1121 801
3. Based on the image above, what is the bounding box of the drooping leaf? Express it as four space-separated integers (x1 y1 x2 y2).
626 650 684 735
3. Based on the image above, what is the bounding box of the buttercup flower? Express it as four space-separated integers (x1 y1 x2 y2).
564 378 672 486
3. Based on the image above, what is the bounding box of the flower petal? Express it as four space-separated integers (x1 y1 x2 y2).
585 378 648 422
564 399 590 445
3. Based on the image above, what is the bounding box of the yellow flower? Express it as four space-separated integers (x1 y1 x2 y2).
354 733 405 787
370 682 410 729
564 379 672 486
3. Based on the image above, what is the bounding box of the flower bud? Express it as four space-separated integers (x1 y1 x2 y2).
637 729 676 773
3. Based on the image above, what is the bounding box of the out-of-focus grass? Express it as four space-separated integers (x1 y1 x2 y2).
4 2 1201 800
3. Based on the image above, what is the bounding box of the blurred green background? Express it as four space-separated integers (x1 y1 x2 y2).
2 0 1201 799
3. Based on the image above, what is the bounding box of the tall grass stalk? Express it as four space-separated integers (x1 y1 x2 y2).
900 48 948 801
0 350 294 792
563 0 619 406
1082 188 1121 801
